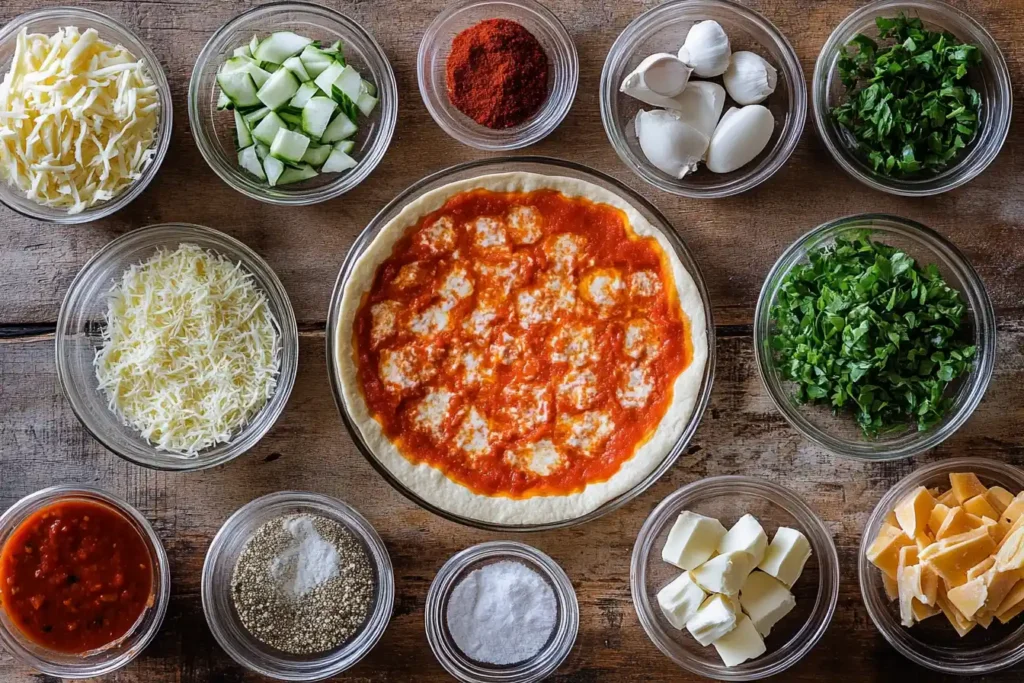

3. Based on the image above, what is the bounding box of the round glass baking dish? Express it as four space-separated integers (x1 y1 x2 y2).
631 476 839 680
201 491 394 681
55 223 299 471
424 541 578 682
859 458 1024 674
0 486 170 678
0 7 172 224
324 156 716 531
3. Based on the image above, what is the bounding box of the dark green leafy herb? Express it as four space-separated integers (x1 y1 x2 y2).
831 14 982 177
769 232 975 435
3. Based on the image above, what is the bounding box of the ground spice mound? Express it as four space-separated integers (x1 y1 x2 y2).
446 18 549 129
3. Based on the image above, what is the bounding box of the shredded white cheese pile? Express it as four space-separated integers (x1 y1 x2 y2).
94 243 281 457
0 26 160 214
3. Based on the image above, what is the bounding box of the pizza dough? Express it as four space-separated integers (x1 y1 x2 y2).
335 173 708 525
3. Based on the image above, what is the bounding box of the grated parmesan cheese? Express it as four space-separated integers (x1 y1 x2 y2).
94 244 281 457
0 26 160 214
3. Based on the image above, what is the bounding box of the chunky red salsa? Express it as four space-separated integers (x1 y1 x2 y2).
0 499 154 653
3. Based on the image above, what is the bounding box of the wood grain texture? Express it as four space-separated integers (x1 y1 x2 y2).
0 0 1022 681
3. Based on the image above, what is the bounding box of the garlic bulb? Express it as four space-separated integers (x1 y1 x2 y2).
723 51 778 105
635 109 710 179
673 81 726 139
706 105 774 174
678 20 731 78
620 53 693 108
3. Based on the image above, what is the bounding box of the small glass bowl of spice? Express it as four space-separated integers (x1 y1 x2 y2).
0 486 170 678
201 491 393 680
425 541 579 682
418 0 578 150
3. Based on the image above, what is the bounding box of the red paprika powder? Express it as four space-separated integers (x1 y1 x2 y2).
446 19 549 129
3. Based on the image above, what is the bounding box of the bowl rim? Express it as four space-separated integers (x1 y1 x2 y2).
0 485 171 678
187 1 398 206
0 6 173 224
415 0 579 151
811 0 1013 197
753 213 996 461
324 155 717 531
599 0 807 198
858 457 1024 674
423 540 579 682
630 475 840 680
54 222 300 472
200 490 395 681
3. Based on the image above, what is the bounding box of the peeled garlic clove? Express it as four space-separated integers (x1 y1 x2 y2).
706 105 774 174
678 20 731 78
723 51 778 105
673 81 726 140
620 53 693 108
635 109 710 179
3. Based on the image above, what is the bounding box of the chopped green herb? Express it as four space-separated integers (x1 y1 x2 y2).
831 14 982 177
769 232 975 435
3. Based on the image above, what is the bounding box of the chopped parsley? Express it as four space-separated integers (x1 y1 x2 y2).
831 14 981 177
769 232 975 435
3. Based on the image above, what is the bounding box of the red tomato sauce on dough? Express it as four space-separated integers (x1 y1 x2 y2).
354 188 692 498
0 500 154 653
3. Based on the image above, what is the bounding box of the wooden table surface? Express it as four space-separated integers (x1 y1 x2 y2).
2 0 1024 681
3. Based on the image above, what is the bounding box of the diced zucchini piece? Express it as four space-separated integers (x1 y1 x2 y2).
321 147 357 173
249 35 261 56
257 68 300 110
233 45 252 58
221 57 271 88
255 142 270 160
263 155 285 186
216 90 232 110
220 55 256 72
234 109 253 148
262 62 283 73
270 128 310 163
313 62 345 97
279 111 303 128
283 56 310 82
251 111 287 146
332 65 362 103
355 92 378 117
277 163 318 185
299 45 332 78
302 143 332 167
301 96 337 139
334 140 355 154
243 106 271 126
289 82 319 109
216 71 260 108
320 112 357 143
238 145 265 180
360 79 377 98
253 31 313 64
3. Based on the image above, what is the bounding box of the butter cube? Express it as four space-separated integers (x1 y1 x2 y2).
758 527 811 587
712 615 766 667
947 577 988 619
895 486 936 538
656 572 707 630
739 570 795 637
996 526 1024 571
717 514 768 566
692 551 755 596
950 472 987 504
928 504 951 536
662 511 727 570
686 594 739 646
964 494 1000 522
987 486 1015 515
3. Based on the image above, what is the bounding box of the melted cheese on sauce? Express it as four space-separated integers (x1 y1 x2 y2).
507 205 542 244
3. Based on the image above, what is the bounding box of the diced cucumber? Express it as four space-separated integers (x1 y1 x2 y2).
355 92 378 117
221 55 256 72
301 96 337 139
289 82 318 109
332 65 363 103
277 163 318 185
257 68 300 110
238 146 265 180
335 140 355 154
216 70 260 108
253 31 313 64
322 147 357 173
255 142 270 161
263 155 285 186
332 89 359 123
234 109 253 147
320 111 357 143
243 106 271 126
270 128 310 163
221 57 271 88
283 56 310 82
251 111 287 146
299 45 332 78
233 45 252 58
302 143 332 167
313 62 345 97
360 79 376 97
249 35 261 56
216 90 232 110
279 111 303 128
261 62 282 73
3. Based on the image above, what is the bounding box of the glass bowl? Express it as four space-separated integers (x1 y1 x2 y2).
201 491 394 681
417 0 578 151
600 0 805 198
812 0 1012 196
324 156 716 531
631 476 839 681
859 458 1024 674
0 8 172 224
188 2 397 205
0 486 170 679
753 214 996 461
424 541 578 682
55 222 299 471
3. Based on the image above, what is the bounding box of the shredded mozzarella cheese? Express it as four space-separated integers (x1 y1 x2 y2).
0 26 160 214
94 244 281 457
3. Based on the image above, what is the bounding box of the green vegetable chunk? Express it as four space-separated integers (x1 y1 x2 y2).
831 14 982 178
769 232 975 435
